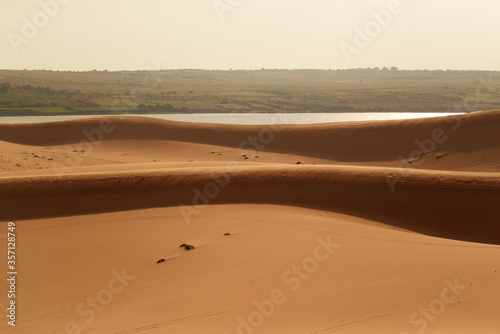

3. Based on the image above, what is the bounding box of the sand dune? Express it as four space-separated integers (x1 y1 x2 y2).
0 110 499 170
1 111 499 333
0 165 499 244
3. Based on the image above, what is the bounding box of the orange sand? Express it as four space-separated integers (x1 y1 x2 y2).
1 111 499 333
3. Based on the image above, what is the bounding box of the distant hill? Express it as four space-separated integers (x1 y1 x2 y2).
0 68 499 115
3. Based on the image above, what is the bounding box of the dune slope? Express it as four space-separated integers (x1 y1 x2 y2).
0 111 499 243
1 110 499 333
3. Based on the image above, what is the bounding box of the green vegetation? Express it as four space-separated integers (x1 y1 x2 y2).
0 68 498 116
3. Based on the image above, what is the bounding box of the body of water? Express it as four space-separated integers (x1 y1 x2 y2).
0 112 461 125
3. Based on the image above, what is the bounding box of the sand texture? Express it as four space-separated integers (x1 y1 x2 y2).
1 110 499 333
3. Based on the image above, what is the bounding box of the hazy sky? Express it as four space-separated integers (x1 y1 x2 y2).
1 0 499 71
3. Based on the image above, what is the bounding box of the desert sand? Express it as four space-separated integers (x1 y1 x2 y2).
1 110 500 333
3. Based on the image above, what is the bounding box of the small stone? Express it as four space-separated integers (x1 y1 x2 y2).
180 243 195 251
